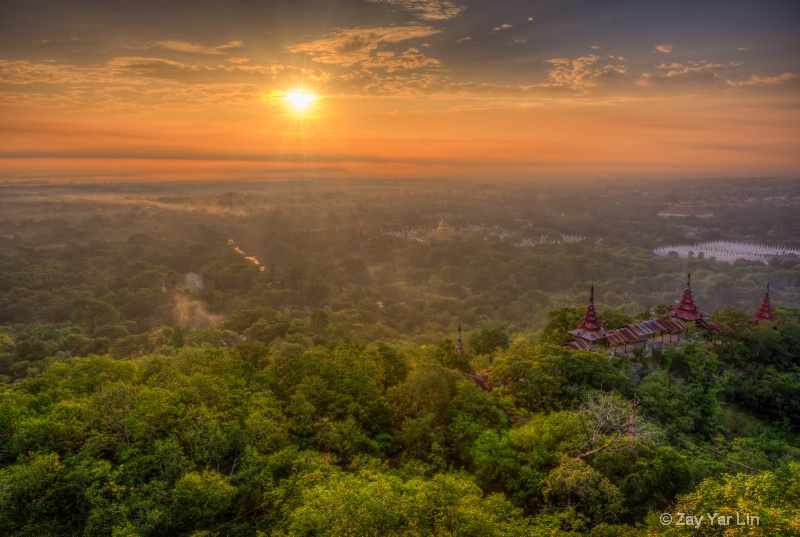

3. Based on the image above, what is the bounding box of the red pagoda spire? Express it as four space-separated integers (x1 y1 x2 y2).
751 284 776 324
570 285 606 341
669 271 706 322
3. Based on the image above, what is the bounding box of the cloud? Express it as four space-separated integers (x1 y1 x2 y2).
544 55 629 90
332 69 450 97
0 59 109 84
366 0 465 20
527 17 535 22
726 72 798 87
0 56 323 112
590 45 602 50
637 69 721 90
636 61 730 90
653 60 740 77
456 36 472 44
107 56 229 82
154 39 244 55
654 45 673 54
361 48 441 72
492 24 513 32
636 60 796 92
106 56 328 86
286 25 440 67
737 47 749 51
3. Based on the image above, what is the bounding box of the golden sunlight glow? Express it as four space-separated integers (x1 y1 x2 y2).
286 91 317 110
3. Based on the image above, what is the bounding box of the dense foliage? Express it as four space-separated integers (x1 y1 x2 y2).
1 179 799 535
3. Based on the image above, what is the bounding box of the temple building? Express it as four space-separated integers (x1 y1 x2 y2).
430 216 456 241
564 286 607 350
658 200 713 218
564 275 720 354
751 284 776 324
669 272 706 322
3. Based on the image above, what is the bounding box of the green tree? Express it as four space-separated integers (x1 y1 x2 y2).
468 327 510 357
543 458 626 525
168 470 236 531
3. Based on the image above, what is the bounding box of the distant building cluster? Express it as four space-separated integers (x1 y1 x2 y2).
654 241 800 264
518 234 587 247
564 277 775 354
380 217 588 246
658 200 713 218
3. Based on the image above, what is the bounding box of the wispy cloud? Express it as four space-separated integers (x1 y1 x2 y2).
286 25 441 67
654 44 674 54
653 60 740 76
456 36 472 44
0 59 109 84
544 55 628 90
0 54 335 113
366 0 465 20
492 24 513 32
727 72 798 87
636 61 738 90
637 70 721 90
361 48 441 72
107 56 329 86
154 39 244 55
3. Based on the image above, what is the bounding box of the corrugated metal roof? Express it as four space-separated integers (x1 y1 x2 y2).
605 327 640 344
657 319 686 333
563 339 592 350
698 319 721 334
628 321 656 337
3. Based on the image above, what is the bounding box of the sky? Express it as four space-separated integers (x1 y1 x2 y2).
0 0 798 182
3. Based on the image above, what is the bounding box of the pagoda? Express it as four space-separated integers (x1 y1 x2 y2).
456 320 464 353
751 284 776 324
669 272 706 322
569 286 606 345
430 216 456 241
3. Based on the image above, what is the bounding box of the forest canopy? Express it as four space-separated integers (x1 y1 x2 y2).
1 178 799 536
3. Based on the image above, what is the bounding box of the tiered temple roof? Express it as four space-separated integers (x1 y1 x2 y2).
569 286 606 342
751 285 776 324
431 216 456 240
669 272 706 322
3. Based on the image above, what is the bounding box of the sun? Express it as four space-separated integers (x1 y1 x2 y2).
285 91 317 111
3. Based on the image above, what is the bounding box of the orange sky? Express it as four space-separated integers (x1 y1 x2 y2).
1 0 798 182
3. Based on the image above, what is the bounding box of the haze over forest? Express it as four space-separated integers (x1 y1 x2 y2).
2 0 800 536
1 178 800 535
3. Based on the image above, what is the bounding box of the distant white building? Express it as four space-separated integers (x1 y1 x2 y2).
654 241 800 264
183 272 205 292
